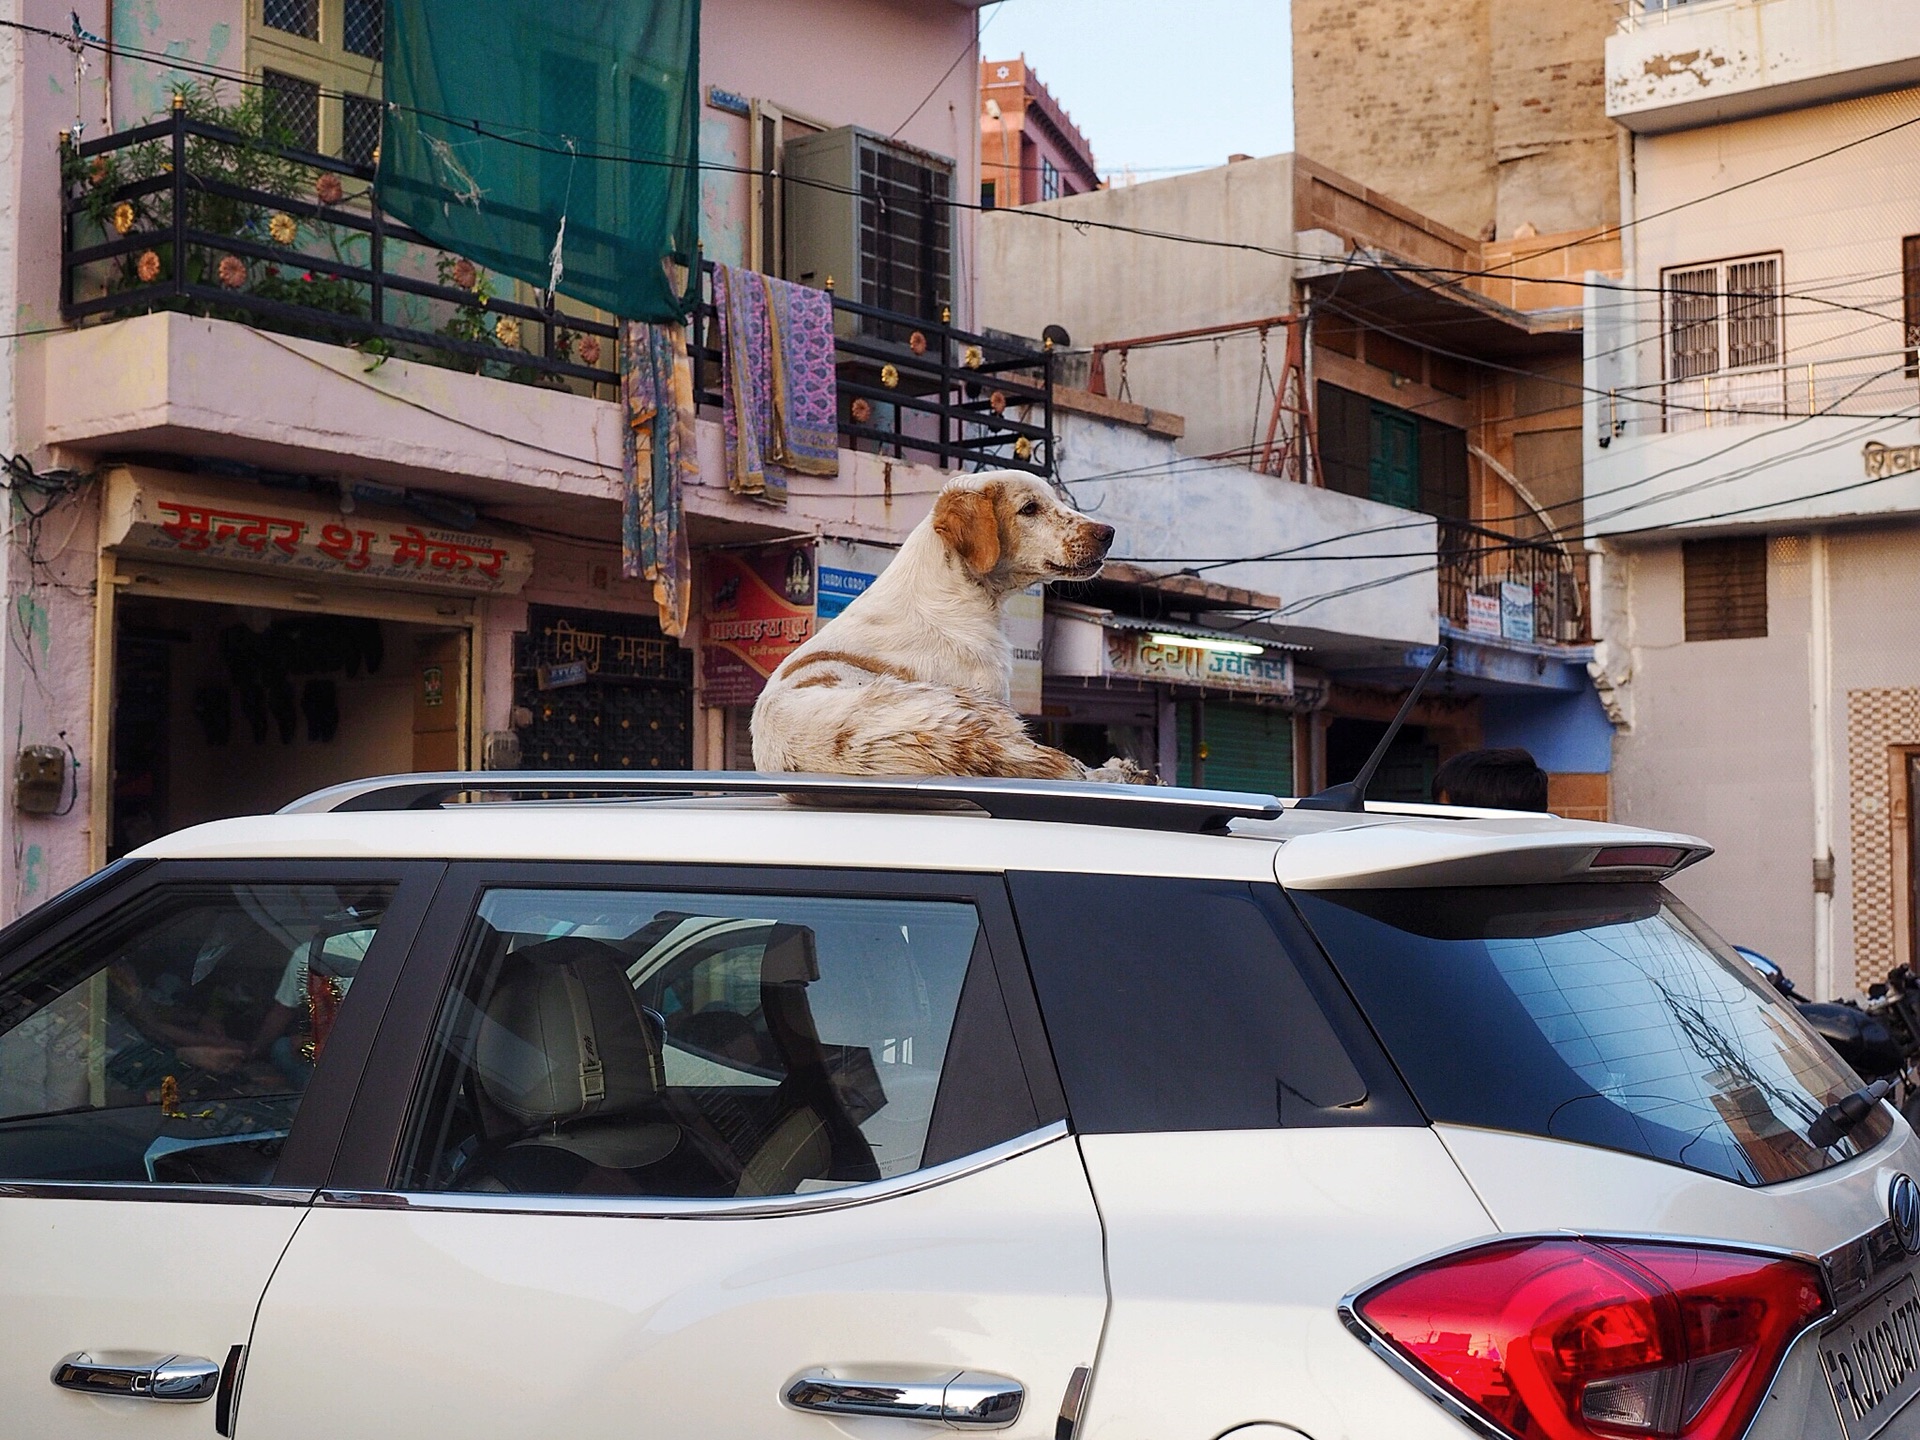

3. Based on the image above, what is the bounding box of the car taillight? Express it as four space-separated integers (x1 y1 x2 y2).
1354 1238 1828 1440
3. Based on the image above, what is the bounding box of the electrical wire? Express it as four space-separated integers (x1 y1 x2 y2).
18 16 1920 314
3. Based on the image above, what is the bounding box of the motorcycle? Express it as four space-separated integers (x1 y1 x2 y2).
1736 945 1920 1129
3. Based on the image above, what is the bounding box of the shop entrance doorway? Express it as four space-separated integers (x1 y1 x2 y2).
1325 718 1435 804
109 595 470 859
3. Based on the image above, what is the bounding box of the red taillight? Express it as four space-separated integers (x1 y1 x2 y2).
1355 1238 1828 1440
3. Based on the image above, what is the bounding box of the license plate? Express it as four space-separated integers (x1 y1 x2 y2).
1823 1273 1920 1440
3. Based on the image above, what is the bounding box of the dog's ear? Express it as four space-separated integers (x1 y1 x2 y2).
932 488 1001 575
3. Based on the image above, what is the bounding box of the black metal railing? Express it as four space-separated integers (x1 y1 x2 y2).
60 103 1052 478
1437 518 1589 645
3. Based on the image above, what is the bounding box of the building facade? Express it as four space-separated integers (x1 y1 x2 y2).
979 57 1099 211
977 153 1614 812
1585 0 1920 997
0 0 1017 917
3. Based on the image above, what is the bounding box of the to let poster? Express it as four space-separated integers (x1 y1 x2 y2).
702 544 817 707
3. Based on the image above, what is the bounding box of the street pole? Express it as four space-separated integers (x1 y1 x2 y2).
1811 529 1836 999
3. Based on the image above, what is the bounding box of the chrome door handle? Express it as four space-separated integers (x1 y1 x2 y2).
785 1370 1024 1428
51 1351 221 1402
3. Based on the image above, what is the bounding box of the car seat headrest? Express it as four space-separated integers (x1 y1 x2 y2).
476 935 663 1128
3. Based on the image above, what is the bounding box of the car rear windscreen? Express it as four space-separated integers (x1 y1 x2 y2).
1292 884 1891 1186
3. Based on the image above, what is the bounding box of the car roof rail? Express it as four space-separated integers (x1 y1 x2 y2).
278 771 1285 834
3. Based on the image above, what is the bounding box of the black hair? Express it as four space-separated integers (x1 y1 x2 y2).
1432 747 1549 812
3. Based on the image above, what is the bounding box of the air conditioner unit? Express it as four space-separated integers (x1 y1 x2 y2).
783 126 954 339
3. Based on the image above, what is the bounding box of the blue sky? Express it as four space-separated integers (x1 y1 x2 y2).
982 0 1294 180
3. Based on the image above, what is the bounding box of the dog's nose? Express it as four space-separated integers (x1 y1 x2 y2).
1091 523 1116 552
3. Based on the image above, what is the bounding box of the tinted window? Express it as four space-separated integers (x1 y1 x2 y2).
0 882 395 1184
398 887 983 1197
1008 874 1394 1133
1293 884 1891 1185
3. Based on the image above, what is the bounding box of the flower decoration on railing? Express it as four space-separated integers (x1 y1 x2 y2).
217 255 247 289
452 257 477 290
268 212 297 245
962 345 984 370
493 317 522 349
989 390 1008 415
111 201 135 235
850 397 873 424
908 330 928 356
578 335 601 367
136 250 161 283
315 173 344 206
1013 437 1034 461
880 363 900 389
89 156 108 184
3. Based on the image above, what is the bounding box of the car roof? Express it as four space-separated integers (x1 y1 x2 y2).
132 776 1712 887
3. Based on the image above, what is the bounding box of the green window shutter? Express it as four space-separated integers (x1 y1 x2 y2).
1195 703 1294 796
1368 407 1421 510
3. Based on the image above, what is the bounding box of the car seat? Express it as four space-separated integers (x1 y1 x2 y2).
460 936 681 1193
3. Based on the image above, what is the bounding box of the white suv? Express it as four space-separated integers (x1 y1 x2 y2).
1 773 1914 1440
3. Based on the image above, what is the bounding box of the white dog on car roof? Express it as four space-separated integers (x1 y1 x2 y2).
752 470 1151 782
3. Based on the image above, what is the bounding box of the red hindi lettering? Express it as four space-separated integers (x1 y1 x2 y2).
157 501 215 550
390 527 430 568
318 523 373 570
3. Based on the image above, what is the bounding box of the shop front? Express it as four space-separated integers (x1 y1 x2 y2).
95 466 532 863
1042 602 1322 792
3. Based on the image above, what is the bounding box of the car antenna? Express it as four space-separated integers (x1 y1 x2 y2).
1294 644 1449 812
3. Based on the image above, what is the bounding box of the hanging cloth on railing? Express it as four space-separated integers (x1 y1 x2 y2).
620 321 696 637
714 264 839 506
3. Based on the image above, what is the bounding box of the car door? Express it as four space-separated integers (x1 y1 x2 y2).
237 863 1107 1440
0 859 437 1438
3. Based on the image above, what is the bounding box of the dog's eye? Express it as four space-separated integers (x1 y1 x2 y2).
1018 500 1043 517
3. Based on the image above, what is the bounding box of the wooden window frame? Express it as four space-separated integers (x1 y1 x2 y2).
249 0 382 160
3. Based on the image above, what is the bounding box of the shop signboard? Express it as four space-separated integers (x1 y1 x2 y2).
815 539 896 621
702 543 817 708
1466 591 1501 636
1500 580 1535 643
102 469 532 595
1104 632 1294 697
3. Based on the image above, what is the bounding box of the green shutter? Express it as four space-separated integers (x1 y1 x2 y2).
1368 406 1420 510
1194 702 1294 796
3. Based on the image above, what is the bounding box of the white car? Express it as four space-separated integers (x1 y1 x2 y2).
1 771 1915 1440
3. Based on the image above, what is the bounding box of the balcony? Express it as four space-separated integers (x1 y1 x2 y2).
1438 520 1590 647
1608 0 1920 133
1598 350 1919 440
59 102 1051 482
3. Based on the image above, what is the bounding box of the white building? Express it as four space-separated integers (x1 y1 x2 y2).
1585 0 1920 996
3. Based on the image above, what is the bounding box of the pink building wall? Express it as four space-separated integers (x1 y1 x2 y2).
0 0 984 914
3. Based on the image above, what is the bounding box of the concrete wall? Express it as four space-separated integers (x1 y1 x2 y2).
1292 0 1617 240
1054 410 1438 651
1608 0 1920 134
977 155 1295 461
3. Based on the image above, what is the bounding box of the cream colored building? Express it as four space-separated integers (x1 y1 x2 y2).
1585 0 1920 996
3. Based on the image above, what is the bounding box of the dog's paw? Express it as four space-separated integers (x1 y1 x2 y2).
1082 757 1159 786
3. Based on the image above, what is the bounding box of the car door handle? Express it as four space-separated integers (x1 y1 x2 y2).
785 1370 1024 1427
51 1351 221 1402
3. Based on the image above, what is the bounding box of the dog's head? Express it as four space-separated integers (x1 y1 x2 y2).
930 472 1114 593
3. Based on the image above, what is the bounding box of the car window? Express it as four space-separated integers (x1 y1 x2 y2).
1007 873 1384 1132
0 882 396 1185
396 887 980 1198
1292 884 1893 1186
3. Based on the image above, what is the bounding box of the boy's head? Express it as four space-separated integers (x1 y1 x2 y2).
1432 747 1550 812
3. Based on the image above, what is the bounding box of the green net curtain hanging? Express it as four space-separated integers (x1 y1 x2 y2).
379 0 700 322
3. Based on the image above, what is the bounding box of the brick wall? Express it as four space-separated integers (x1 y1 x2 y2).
1292 0 1618 241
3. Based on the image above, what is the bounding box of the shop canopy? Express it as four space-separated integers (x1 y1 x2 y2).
379 0 701 322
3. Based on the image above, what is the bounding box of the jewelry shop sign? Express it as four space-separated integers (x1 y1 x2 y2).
1105 631 1295 697
102 469 532 595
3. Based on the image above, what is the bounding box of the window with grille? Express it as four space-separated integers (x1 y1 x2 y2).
1041 156 1061 201
263 69 321 152
251 0 381 164
1682 536 1768 642
1663 255 1782 381
341 93 381 168
1903 235 1920 377
858 145 952 322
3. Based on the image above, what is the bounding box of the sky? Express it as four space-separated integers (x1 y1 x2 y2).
981 0 1295 182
